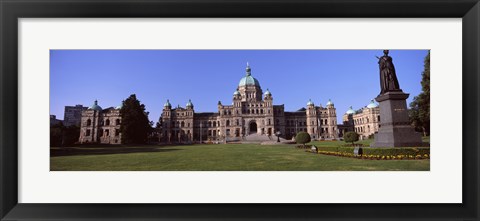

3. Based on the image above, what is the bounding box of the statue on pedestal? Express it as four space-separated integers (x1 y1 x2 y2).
378 50 401 94
371 50 424 148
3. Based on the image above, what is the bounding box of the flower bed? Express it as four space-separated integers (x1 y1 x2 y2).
299 145 430 160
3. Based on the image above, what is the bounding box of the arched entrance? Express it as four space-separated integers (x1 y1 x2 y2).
249 121 257 134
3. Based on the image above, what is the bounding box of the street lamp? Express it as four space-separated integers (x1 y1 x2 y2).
276 131 281 142
200 122 202 144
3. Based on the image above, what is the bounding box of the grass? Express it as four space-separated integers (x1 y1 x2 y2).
51 140 430 171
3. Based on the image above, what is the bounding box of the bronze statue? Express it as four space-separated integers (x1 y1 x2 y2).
378 50 400 94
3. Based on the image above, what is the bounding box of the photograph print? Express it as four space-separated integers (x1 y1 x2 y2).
50 49 430 171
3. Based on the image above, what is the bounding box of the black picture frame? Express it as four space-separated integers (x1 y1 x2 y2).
1 0 479 220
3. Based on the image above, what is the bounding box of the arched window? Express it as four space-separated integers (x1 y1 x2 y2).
86 119 92 126
105 119 110 126
213 121 216 127
378 116 380 122
236 119 239 125
226 120 230 126
181 121 185 127
261 109 264 114
268 119 271 125
116 119 120 125
208 121 212 127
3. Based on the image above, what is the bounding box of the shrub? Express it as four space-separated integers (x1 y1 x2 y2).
295 132 311 148
362 147 430 157
344 132 359 145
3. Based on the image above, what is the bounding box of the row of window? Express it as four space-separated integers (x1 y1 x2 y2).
168 118 278 128
85 118 121 127
84 128 120 137
355 125 376 133
176 112 193 116
354 115 380 125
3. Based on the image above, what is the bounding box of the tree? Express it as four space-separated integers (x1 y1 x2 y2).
50 123 80 147
295 132 311 148
409 51 430 136
344 131 359 146
50 123 64 147
120 94 151 144
63 125 80 145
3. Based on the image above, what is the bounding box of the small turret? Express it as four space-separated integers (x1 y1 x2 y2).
88 100 102 111
163 99 172 109
186 99 194 109
326 99 334 107
307 99 314 107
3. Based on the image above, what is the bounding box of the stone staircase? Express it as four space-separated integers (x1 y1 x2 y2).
225 133 270 143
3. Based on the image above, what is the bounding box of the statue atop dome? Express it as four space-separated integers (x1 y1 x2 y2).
246 62 251 76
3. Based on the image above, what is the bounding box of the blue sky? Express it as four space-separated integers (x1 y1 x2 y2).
50 50 429 123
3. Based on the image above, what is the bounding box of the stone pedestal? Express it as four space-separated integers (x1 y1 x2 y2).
371 91 423 148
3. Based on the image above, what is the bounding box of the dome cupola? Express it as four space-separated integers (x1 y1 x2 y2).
164 99 172 108
186 99 194 108
346 106 355 115
238 62 261 87
326 99 334 106
88 100 102 111
233 90 240 96
307 99 314 106
367 99 379 108
264 88 271 96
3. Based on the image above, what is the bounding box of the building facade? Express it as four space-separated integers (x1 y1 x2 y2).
63 105 88 127
78 100 122 144
159 64 338 143
341 100 380 140
50 115 63 126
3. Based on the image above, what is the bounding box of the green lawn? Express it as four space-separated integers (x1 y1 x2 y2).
51 141 430 171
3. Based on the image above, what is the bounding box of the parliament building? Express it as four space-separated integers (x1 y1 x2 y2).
77 64 382 144
158 64 338 143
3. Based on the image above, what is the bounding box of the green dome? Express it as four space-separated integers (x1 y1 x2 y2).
367 99 379 108
346 106 355 115
186 99 194 107
88 100 102 111
233 90 240 96
115 103 123 110
264 88 271 95
239 75 260 87
326 99 334 106
238 62 261 87
164 99 171 108
307 99 314 106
